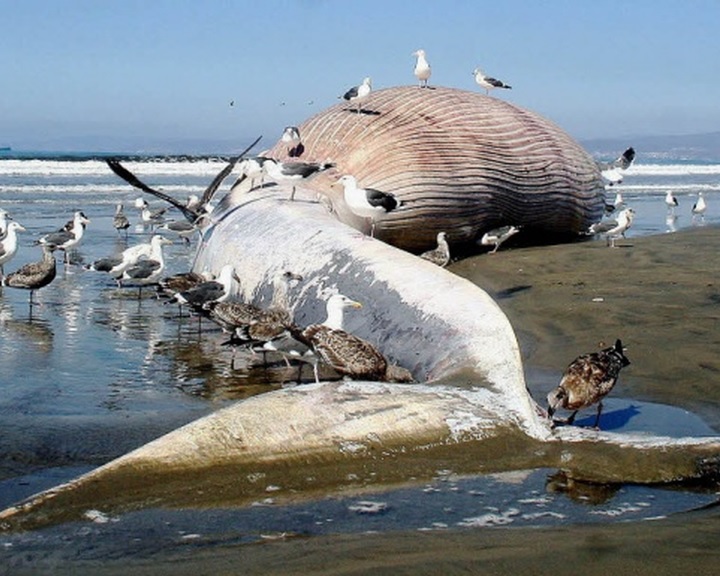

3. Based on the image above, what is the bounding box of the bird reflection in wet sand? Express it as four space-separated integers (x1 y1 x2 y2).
0 302 54 353
545 470 620 505
547 339 630 429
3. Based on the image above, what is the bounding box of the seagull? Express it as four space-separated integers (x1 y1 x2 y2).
480 225 520 253
172 264 238 311
413 49 431 88
547 339 630 429
120 235 173 298
263 158 336 201
613 191 625 208
420 231 451 267
335 175 400 237
0 221 25 276
342 77 372 113
665 190 679 214
599 147 635 186
473 68 512 94
158 219 198 244
1 243 57 308
135 198 167 227
113 203 130 237
692 192 707 219
587 207 635 247
230 156 271 192
287 293 413 384
85 238 156 286
158 270 212 302
281 126 303 157
0 208 11 238
38 211 90 264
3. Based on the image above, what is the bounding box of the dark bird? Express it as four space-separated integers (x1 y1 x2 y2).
341 76 372 113
336 175 400 237
1 244 57 307
473 68 512 94
286 293 414 384
263 158 336 201
547 339 630 429
105 135 261 222
113 203 130 237
172 264 238 311
38 211 90 263
158 271 210 300
0 221 25 275
420 231 451 267
479 225 520 253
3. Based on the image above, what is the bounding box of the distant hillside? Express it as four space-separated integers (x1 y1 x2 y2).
581 132 720 162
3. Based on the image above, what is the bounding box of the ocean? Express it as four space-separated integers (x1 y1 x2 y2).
0 152 718 566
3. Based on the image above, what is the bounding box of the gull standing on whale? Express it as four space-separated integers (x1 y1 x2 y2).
413 49 431 88
473 68 512 94
262 158 335 201
335 175 400 238
342 77 372 113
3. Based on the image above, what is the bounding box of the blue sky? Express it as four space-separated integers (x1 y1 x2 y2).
2 0 719 152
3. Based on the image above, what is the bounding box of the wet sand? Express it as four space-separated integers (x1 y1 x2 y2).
7 226 720 575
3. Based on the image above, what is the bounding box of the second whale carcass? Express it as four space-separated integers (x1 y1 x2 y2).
262 85 607 252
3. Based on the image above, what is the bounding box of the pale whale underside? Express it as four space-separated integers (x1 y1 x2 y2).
1 190 719 533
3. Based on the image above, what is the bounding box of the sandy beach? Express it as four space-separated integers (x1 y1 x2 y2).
14 225 719 576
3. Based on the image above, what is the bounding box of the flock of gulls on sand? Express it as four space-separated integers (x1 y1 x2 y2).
1 49 712 430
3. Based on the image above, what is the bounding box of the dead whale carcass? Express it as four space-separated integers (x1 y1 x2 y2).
2 191 720 533
262 86 607 252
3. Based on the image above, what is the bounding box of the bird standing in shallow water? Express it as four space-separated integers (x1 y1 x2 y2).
342 77 372 113
692 192 707 220
413 49 431 88
335 175 400 238
420 231 451 267
473 68 512 94
665 190 679 214
113 203 130 237
2 244 57 308
0 221 25 276
547 339 630 429
38 211 90 264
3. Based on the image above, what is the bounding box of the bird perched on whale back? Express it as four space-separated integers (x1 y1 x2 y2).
473 68 512 94
262 158 336 201
342 76 372 113
413 49 431 88
547 339 630 429
335 175 400 238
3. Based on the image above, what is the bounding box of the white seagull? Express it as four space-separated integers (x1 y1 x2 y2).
413 49 431 88
0 208 11 238
342 77 372 113
230 156 271 192
263 158 335 201
0 221 25 276
38 210 91 264
335 175 400 237
665 190 679 214
473 68 512 94
599 147 635 186
692 192 707 219
589 207 635 247
480 225 520 253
